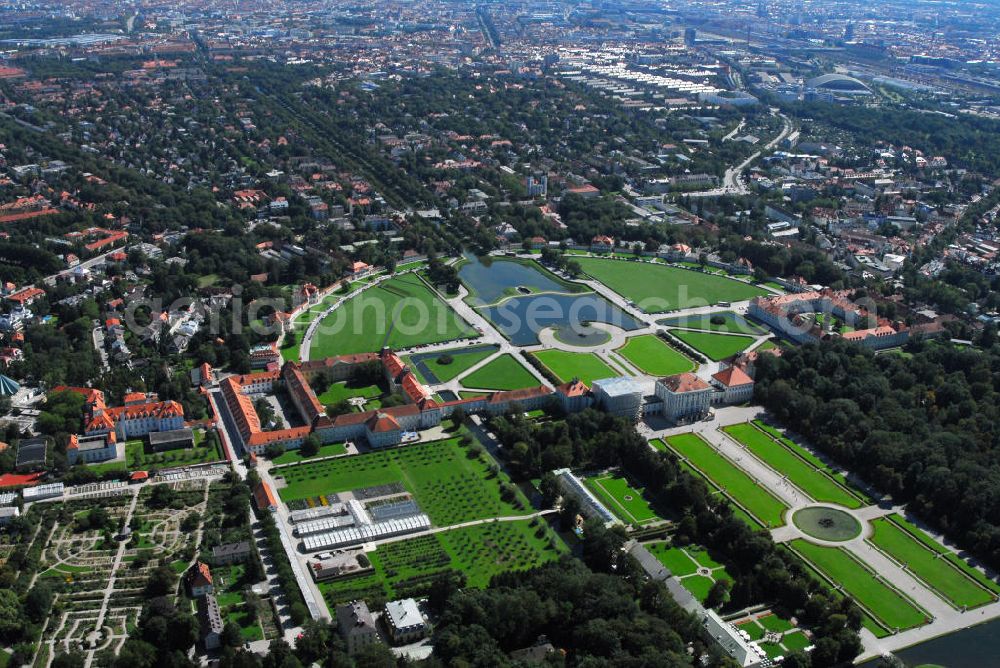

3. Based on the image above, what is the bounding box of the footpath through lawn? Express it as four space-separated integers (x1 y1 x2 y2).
309 273 476 356
722 423 863 508
790 539 929 633
664 433 788 528
869 516 998 609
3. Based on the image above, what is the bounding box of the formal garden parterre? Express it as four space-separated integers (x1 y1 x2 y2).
615 334 695 376
459 353 539 391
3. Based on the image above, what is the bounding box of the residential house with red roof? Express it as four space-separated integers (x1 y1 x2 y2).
590 235 614 253
188 562 214 597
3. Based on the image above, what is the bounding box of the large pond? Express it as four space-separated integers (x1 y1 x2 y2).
860 617 1000 667
482 293 643 346
459 256 642 346
459 254 576 305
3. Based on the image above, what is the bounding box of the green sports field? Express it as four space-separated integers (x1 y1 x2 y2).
308 274 477 356
272 437 529 526
575 257 767 312
658 311 766 335
671 329 756 361
405 346 498 384
616 334 695 376
722 423 863 508
869 516 998 609
532 349 619 385
664 433 788 527
790 539 929 632
584 473 660 524
460 353 539 391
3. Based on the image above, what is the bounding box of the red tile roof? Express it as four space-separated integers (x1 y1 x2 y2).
253 481 278 511
7 286 45 304
711 366 754 388
366 412 401 433
381 350 406 379
489 386 550 404
104 399 183 422
557 379 589 397
660 373 711 393
189 561 213 587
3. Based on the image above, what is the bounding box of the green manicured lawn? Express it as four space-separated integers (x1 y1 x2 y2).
459 391 488 400
405 346 498 384
790 539 929 632
758 613 794 633
309 273 477 356
532 350 619 385
883 515 1000 595
281 335 302 362
575 257 767 312
671 330 755 361
652 440 763 529
273 437 530 526
752 421 871 503
647 542 699 576
665 549 734 605
584 474 660 524
214 564 264 642
682 575 715 601
736 619 766 641
686 545 724 569
84 458 128 475
781 631 811 651
318 519 566 606
460 354 539 391
125 433 223 470
658 311 766 335
315 380 383 407
616 334 695 376
664 433 788 527
869 517 997 609
270 443 348 465
722 423 862 508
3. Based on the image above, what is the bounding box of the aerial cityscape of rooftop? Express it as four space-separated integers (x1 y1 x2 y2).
0 0 998 667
